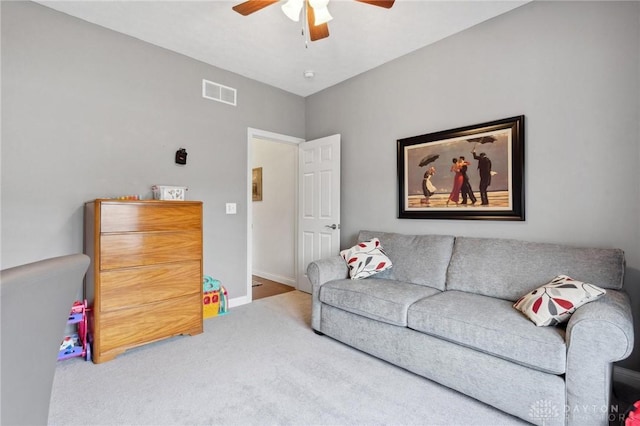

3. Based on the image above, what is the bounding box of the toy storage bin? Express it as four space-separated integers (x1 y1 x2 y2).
151 185 187 201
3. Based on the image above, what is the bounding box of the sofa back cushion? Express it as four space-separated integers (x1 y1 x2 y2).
358 231 455 291
446 237 625 301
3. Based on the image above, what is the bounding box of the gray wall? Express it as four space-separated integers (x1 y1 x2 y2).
306 1 640 369
3 0 640 370
1 1 306 301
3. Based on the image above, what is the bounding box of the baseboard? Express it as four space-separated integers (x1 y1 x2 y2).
252 270 296 287
614 366 640 391
229 295 250 308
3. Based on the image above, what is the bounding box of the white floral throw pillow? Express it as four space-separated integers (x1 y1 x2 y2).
340 238 393 280
513 274 606 326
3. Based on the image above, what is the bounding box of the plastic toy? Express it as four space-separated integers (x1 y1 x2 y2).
219 285 229 315
625 400 640 426
59 336 75 351
58 300 91 362
203 275 221 318
202 276 229 318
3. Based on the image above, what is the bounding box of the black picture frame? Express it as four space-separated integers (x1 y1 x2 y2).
397 115 525 221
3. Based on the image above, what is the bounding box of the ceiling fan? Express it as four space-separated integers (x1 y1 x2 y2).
232 0 395 42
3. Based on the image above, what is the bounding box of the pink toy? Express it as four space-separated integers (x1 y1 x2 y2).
58 300 91 362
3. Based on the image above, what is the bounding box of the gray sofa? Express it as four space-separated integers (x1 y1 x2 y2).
1 254 90 426
308 231 634 426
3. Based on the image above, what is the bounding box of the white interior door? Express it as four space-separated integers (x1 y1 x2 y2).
297 134 341 293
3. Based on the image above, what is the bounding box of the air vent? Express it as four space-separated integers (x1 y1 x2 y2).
202 79 237 106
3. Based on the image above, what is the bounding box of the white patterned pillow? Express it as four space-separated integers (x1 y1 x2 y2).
340 238 393 280
513 275 606 326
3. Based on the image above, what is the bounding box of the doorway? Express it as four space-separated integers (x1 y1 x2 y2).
251 275 295 300
247 129 304 302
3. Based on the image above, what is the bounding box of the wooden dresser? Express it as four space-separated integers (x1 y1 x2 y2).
84 199 203 363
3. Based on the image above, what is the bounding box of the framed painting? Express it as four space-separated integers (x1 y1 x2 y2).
252 167 263 201
397 115 524 220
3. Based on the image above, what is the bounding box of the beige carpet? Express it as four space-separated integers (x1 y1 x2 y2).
49 291 526 425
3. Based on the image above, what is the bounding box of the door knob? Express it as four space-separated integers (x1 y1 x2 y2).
325 224 339 230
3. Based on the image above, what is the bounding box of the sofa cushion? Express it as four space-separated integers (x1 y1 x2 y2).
340 238 393 280
446 237 625 301
513 275 607 326
320 278 440 327
407 291 567 374
357 231 455 291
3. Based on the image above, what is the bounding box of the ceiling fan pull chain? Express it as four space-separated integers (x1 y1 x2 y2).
301 7 309 48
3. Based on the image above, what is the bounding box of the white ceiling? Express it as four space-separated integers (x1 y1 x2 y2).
35 0 529 97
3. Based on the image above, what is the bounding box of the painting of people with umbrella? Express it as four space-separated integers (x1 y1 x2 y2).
397 116 525 220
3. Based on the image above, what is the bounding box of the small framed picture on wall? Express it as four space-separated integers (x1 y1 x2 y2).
252 167 263 202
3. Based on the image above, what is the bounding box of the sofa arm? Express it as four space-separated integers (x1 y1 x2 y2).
307 255 348 287
565 290 634 426
1 254 90 426
307 255 348 331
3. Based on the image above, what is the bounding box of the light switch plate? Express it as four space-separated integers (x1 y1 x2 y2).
225 203 237 214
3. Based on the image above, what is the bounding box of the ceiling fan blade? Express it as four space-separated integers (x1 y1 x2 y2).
354 0 395 8
232 0 279 16
307 1 330 41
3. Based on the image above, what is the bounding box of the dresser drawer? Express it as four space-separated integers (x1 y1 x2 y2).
98 293 202 354
100 230 202 270
100 202 202 233
99 261 201 312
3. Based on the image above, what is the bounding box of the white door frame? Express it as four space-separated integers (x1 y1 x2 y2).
245 128 304 305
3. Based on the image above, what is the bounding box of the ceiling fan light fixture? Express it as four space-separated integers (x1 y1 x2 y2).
281 0 304 22
313 7 333 26
232 0 394 43
308 0 333 25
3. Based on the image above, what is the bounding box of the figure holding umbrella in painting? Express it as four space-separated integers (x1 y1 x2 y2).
469 136 495 205
419 154 439 206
